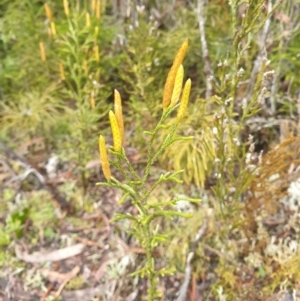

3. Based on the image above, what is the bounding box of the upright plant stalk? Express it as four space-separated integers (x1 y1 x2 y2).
97 40 200 301
212 0 281 217
43 2 110 196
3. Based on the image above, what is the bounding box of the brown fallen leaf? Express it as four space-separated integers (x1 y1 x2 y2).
15 243 85 263
274 12 291 24
54 266 80 299
40 282 56 301
39 269 67 283
39 263 59 301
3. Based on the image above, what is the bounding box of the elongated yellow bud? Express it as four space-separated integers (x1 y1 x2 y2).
99 135 111 180
114 89 124 144
86 12 91 27
63 0 69 16
91 0 96 12
50 21 56 36
39 42 46 62
163 39 188 109
96 0 101 19
90 90 95 109
170 64 184 107
44 3 53 20
95 26 99 36
94 45 99 62
177 79 191 121
109 110 122 152
59 62 65 80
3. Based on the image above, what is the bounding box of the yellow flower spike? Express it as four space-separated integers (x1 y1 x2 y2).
114 89 125 144
94 45 99 62
86 12 91 27
109 110 122 152
50 21 56 36
39 42 46 62
44 3 53 21
63 0 70 16
96 0 101 19
177 78 192 121
163 39 188 109
91 0 96 12
95 26 99 36
59 62 65 80
90 90 95 109
99 135 111 180
170 64 184 107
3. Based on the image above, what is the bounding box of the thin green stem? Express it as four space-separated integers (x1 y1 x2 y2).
144 226 156 301
142 119 166 193
122 152 141 181
150 124 178 165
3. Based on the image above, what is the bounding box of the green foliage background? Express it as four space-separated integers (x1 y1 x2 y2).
1 0 300 300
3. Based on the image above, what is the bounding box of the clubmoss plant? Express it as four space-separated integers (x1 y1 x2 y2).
160 97 216 187
117 11 166 145
97 40 199 301
0 1 117 193
40 1 116 194
195 0 282 219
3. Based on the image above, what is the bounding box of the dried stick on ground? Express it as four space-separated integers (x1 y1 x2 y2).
196 0 213 99
176 219 208 301
15 243 85 263
54 266 80 298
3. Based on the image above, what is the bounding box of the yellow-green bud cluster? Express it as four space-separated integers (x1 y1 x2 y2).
99 90 125 178
163 39 188 109
99 135 111 180
177 79 192 121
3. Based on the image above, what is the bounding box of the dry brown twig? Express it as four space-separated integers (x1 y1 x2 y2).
196 0 213 99
54 266 80 299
